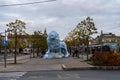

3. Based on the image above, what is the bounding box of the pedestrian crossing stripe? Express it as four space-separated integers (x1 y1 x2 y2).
0 72 27 78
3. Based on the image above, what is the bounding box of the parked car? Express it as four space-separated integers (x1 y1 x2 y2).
23 48 31 54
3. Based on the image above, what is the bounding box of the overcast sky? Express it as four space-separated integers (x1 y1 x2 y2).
0 0 120 39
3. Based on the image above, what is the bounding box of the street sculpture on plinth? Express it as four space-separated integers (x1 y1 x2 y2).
44 31 70 59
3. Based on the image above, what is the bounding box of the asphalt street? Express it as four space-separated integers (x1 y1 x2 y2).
0 70 120 80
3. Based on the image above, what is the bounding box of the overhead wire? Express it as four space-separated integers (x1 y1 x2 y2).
0 0 56 7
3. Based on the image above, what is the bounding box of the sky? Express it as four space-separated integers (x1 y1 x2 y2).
0 0 120 40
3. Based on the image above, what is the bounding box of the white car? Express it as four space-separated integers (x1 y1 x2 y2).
23 48 31 54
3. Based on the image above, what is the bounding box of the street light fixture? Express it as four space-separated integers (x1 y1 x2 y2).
1 28 13 68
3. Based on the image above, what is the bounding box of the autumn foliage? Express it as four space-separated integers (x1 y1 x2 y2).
91 52 120 66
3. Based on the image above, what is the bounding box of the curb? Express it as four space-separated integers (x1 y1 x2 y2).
62 64 120 70
94 66 120 70
61 64 94 70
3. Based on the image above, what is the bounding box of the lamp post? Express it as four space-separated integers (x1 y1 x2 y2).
4 30 7 68
3 28 12 68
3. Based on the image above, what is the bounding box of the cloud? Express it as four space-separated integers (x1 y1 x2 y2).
0 0 120 39
62 0 120 15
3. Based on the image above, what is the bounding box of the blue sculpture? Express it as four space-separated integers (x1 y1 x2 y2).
44 31 70 59
60 41 70 57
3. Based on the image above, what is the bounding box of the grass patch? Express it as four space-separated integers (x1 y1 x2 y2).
87 61 96 66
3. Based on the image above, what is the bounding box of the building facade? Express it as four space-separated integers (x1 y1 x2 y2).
95 32 120 45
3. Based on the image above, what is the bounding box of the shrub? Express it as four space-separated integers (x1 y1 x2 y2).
91 52 120 66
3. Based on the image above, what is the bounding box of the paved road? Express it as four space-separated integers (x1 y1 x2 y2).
0 70 120 80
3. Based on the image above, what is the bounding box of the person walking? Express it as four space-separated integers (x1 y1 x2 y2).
73 47 79 58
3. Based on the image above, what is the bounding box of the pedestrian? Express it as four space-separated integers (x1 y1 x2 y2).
73 48 79 58
41 49 46 57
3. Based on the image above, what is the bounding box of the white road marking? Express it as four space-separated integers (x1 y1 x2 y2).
58 74 80 79
0 72 27 78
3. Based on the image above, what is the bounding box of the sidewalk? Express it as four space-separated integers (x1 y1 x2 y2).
61 57 94 70
0 55 30 71
0 55 94 72
1 54 120 72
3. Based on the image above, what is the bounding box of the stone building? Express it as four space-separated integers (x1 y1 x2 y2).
95 31 120 45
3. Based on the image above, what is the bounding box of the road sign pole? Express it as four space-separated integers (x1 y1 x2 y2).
2 28 12 68
4 46 7 68
4 30 7 68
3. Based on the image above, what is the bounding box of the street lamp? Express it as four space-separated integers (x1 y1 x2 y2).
2 28 13 68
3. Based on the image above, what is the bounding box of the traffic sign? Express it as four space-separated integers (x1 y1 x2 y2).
2 40 8 46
